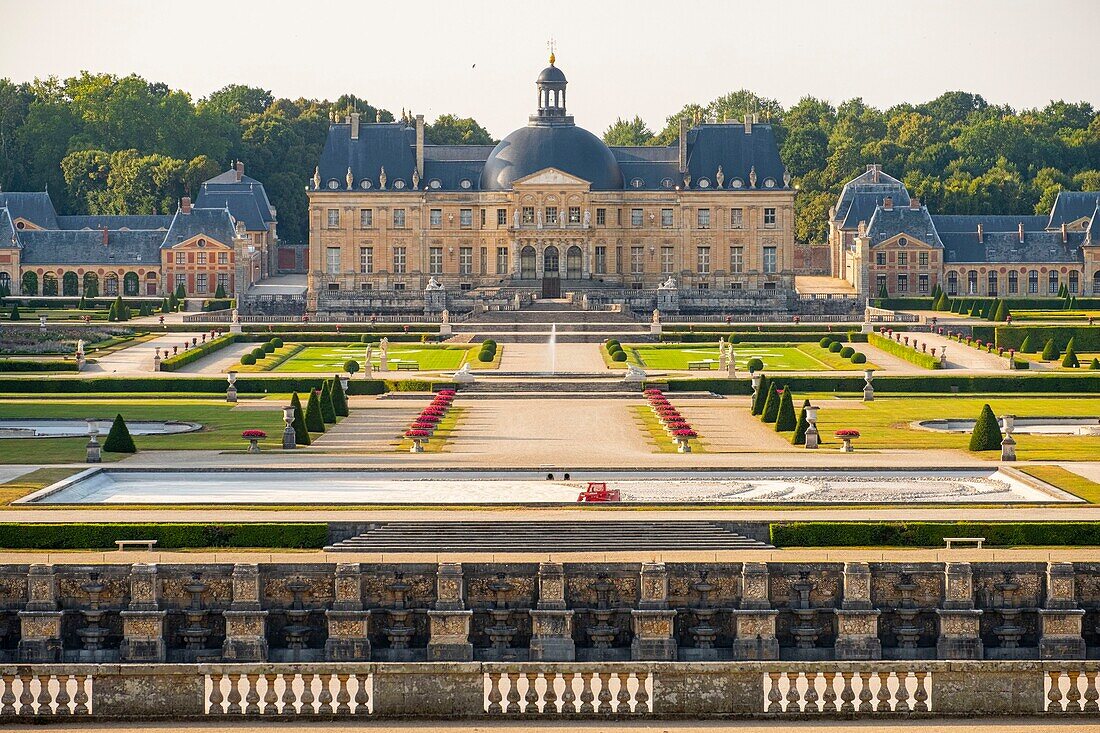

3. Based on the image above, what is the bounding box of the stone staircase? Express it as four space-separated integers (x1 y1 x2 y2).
325 520 773 552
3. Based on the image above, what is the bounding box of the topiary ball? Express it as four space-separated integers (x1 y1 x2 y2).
819 337 832 348
240 353 257 365
829 341 842 353
271 338 283 348
478 349 494 363
840 346 855 358
262 341 276 353
851 352 867 364
746 357 764 373
612 350 627 362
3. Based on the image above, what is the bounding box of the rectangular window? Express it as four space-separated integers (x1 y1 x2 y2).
522 206 535 224
1028 270 1038 294
393 282 406 291
595 246 607 274
596 208 606 226
326 246 340 275
630 246 644 275
460 208 472 228
360 282 372 291
763 208 777 227
1008 271 1018 294
661 246 674 275
615 246 623 275
459 246 472 275
175 251 186 265
631 208 643 227
919 251 928 267
393 246 406 274
217 273 229 292
730 208 743 229
918 274 929 293
1070 271 1079 294
480 247 487 275
617 209 622 226
897 251 907 267
697 246 711 274
496 247 508 274
429 247 443 275
545 206 557 225
661 208 673 228
218 251 228 265
730 246 744 274
429 209 442 228
196 251 207 266
497 208 507 226
359 209 373 228
359 246 373 274
327 208 339 227
763 246 777 274
393 209 406 228
876 273 887 293
697 209 710 229
480 209 486 227
175 273 186 290
569 206 580 224
897 274 909 292
876 252 886 266
196 273 208 292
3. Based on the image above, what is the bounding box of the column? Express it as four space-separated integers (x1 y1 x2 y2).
1039 561 1086 659
18 564 63 662
731 562 779 660
935 562 983 659
631 562 677 660
222 564 268 661
529 562 575 661
834 562 881 660
427 563 473 661
120 563 167 662
326 563 372 661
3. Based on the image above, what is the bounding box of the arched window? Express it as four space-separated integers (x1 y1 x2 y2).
123 272 139 296
946 271 958 296
1028 270 1038 294
104 272 119 296
1069 270 1079 295
1094 271 1100 295
42 273 58 296
1008 271 1018 294
82 272 99 297
987 271 998 296
519 246 536 279
967 270 978 295
565 245 582 279
0 272 10 295
1048 270 1059 294
20 271 37 296
62 271 79 296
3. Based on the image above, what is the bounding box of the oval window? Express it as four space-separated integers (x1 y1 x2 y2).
460 179 472 189
393 179 406 189
327 180 340 190
359 179 372 189
698 178 710 188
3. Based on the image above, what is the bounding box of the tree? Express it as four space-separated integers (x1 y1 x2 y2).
1089 358 1100 370
8 305 20 321
602 116 654 146
330 376 349 417
878 282 889 299
424 114 494 145
1019 334 1033 352
304 389 326 433
214 282 227 299
774 386 797 432
761 385 781 424
103 414 137 453
751 375 770 416
344 360 359 375
175 283 186 300
969 300 983 317
994 301 1010 321
1041 337 1060 361
968 404 1003 452
792 400 810 446
319 381 337 424
1062 338 1080 368
290 392 310 446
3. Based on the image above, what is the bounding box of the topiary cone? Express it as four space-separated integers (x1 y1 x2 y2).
751 375 770 416
103 413 137 453
1019 334 1032 353
1041 338 1060 361
305 389 326 433
1062 339 1080 368
792 402 809 445
330 375 349 417
775 386 797 432
968 403 1003 452
319 381 337 424
290 392 310 446
762 385 781 424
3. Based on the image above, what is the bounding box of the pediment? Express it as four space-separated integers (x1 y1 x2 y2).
167 234 231 250
512 168 591 188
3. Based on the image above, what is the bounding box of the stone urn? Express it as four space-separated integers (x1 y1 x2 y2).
242 430 266 453
835 429 860 453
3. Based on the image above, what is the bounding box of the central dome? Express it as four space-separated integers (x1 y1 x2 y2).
480 60 624 191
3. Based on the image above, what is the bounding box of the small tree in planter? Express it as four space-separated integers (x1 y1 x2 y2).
305 390 326 433
746 357 763 374
751 375 770 416
103 414 136 453
1041 338 1060 361
290 392 310 446
1062 338 1080 368
775 386 797 432
330 376 349 417
761 386 781 424
319 381 337 424
8 305 19 321
969 403 1003 452
792 399 810 446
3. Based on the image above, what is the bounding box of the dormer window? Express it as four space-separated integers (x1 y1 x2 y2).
393 179 406 190
763 178 776 188
359 179 372 189
698 178 710 188
660 178 673 189
730 178 744 189
460 179 472 189
630 178 644 189
327 180 340 190
429 179 442 189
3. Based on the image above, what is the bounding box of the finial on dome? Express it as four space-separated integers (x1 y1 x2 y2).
547 37 556 65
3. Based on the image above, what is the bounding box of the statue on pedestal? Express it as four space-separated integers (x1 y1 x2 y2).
379 337 390 372
583 209 591 228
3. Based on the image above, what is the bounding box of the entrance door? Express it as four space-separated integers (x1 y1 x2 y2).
542 246 560 298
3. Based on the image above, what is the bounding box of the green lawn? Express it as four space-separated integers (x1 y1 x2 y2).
270 344 472 372
6 309 111 322
628 343 853 371
806 395 1100 460
0 398 290 463
1019 466 1100 503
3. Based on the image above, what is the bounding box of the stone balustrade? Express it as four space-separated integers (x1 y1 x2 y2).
0 661 1097 719
0 561 1096 667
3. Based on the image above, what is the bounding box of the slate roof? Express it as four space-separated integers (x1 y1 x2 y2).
0 192 59 229
56 214 172 231
932 215 1047 233
941 230 1085 264
865 205 943 248
1047 191 1100 228
17 229 166 265
195 167 276 230
0 208 17 248
161 208 237 249
833 167 910 230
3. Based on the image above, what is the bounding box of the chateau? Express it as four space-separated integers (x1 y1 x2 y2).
831 164 1100 298
307 57 797 315
0 163 276 299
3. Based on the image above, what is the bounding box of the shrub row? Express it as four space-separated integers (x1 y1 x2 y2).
0 376 394 395
0 523 328 549
868 297 935 311
771 521 1100 548
867 332 941 369
661 373 1100 395
0 359 79 372
605 339 628 362
478 339 497 363
662 331 868 344
159 333 242 371
663 324 864 333
241 324 438 334
991 325 1100 352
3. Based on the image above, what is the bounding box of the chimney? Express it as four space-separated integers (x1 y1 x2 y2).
1018 222 1025 243
678 117 689 173
909 197 920 210
883 196 893 211
977 223 984 243
415 114 425 182
744 115 753 134
235 161 243 182
181 196 192 214
101 226 108 246
867 163 880 183
351 112 360 140
1061 222 1068 243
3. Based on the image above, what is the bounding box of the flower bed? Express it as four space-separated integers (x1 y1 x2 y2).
644 388 700 452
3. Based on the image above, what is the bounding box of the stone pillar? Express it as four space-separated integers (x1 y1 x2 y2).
731 562 779 660
529 562 575 661
427 563 473 661
326 563 371 661
18 564 63 662
935 562 983 659
834 562 881 660
863 369 875 402
222 564 268 661
1000 415 1016 462
631 562 677 660
120 563 167 662
1039 561 1085 659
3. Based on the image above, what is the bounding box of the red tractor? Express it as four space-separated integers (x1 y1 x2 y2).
576 482 620 503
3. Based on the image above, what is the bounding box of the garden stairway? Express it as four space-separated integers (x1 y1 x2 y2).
326 520 773 552
304 407 413 452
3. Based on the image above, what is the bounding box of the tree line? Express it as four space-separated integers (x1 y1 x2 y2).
1 73 1096 245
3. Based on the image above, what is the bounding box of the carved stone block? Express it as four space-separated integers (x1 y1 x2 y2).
834 609 881 659
222 610 268 661
630 609 677 660
1039 609 1086 660
427 610 472 661
536 562 567 611
740 562 770 610
17 610 62 662
935 609 983 659
120 610 167 662
730 609 779 660
529 609 575 661
325 609 371 661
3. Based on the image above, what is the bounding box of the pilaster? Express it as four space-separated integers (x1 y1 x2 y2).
731 562 779 660
222 563 268 661
1039 561 1086 660
529 562 575 661
834 562 882 660
120 563 167 662
427 563 473 661
936 562 983 659
18 564 63 662
631 562 677 660
325 563 371 661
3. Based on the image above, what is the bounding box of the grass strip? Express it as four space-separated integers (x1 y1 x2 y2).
1019 466 1100 503
0 522 327 549
0 468 84 505
770 521 1100 547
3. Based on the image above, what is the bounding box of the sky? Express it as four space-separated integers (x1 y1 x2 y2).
4 0 1100 137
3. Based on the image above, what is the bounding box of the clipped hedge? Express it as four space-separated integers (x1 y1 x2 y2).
771 521 1100 548
0 523 327 549
662 373 1100 395
0 359 79 372
867 297 935 310
662 330 867 344
993 326 1100 352
159 333 242 371
0 375 392 395
868 332 940 369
